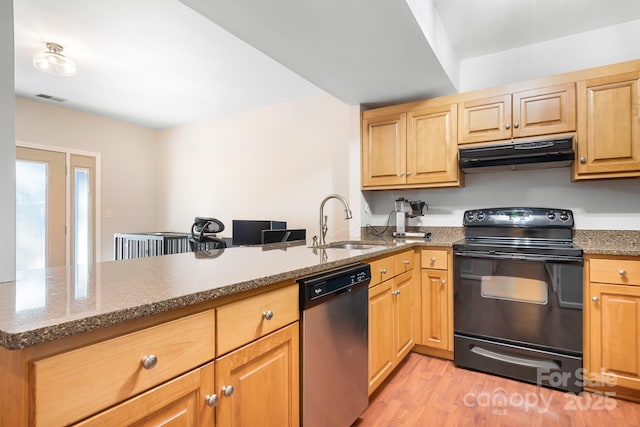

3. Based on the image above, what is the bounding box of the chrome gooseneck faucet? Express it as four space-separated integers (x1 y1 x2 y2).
319 194 353 245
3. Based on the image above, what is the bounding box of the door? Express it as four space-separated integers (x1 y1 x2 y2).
576 71 640 177
15 147 66 269
368 280 394 395
589 283 640 389
215 324 299 427
15 147 97 270
393 271 415 362
407 104 459 185
421 269 449 350
73 363 216 427
361 112 406 187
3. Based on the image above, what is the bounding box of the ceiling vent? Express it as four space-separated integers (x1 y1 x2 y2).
35 93 67 102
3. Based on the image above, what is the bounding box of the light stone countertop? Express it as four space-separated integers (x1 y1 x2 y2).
1 227 637 351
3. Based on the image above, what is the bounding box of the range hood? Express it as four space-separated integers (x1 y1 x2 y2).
459 136 575 173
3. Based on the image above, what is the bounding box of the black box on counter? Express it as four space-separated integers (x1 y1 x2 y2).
232 220 286 246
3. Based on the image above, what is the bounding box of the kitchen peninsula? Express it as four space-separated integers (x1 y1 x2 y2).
1 228 639 425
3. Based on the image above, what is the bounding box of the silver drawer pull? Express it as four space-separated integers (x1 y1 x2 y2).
592 296 600 303
380 268 387 274
403 260 410 265
221 385 234 397
441 280 446 286
205 394 219 407
262 310 274 321
620 270 627 277
140 354 158 370
431 257 436 263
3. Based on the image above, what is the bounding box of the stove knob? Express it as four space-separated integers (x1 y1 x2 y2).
476 212 485 221
465 211 475 222
547 212 556 221
560 212 570 221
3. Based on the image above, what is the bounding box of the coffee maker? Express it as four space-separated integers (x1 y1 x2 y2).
392 198 428 238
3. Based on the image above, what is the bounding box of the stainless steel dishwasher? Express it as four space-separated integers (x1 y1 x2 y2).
298 263 371 427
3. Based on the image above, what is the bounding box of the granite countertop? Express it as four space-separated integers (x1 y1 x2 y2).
1 227 637 351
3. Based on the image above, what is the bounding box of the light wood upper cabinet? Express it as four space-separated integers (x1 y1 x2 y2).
361 104 461 190
574 71 640 179
458 94 512 144
361 112 406 187
458 83 576 144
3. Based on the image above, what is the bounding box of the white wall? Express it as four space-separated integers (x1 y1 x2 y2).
364 168 640 230
0 0 15 282
157 93 361 242
14 98 160 261
459 18 640 92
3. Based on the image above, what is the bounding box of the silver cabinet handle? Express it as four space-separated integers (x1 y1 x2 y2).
513 122 519 128
620 270 627 277
140 354 158 370
380 268 387 274
262 310 274 320
505 122 511 130
221 385 234 397
431 257 436 263
403 260 410 265
399 172 406 177
580 157 587 164
205 394 219 407
392 289 401 295
441 280 446 286
406 171 411 176
592 296 600 303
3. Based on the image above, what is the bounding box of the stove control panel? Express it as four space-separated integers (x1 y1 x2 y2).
463 207 574 227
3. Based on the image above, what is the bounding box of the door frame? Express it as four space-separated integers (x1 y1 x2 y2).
16 141 102 264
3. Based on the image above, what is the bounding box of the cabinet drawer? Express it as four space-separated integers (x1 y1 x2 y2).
217 283 298 356
394 250 415 275
369 256 396 287
421 249 448 270
31 310 215 427
590 258 640 285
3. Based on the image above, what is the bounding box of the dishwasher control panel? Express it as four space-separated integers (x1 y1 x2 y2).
298 263 371 309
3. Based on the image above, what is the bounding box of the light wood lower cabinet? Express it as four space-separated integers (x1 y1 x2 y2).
416 249 453 359
75 362 216 427
585 256 640 399
215 323 299 427
368 269 417 395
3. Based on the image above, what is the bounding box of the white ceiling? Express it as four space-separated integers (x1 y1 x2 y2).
13 0 640 129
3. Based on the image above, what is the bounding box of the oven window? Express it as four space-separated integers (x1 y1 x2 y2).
480 276 548 304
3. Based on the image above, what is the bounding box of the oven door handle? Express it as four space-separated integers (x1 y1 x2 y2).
454 250 582 263
471 345 561 370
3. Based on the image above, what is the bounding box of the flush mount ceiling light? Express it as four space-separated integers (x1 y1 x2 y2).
33 42 77 77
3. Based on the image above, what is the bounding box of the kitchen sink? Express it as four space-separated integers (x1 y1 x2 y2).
315 241 392 250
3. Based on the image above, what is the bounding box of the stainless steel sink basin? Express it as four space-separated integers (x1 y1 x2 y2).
314 241 391 250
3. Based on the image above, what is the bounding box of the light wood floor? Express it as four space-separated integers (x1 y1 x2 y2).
355 353 640 426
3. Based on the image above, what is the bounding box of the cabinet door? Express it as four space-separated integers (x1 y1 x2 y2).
512 83 576 138
589 283 640 390
421 269 449 351
406 104 460 185
393 271 416 363
458 94 512 144
215 324 299 427
575 72 640 178
361 112 406 187
368 280 394 395
74 362 216 427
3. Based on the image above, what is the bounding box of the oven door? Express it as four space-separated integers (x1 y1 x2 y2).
453 249 583 392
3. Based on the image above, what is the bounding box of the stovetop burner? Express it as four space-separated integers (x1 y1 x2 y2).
455 207 583 258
